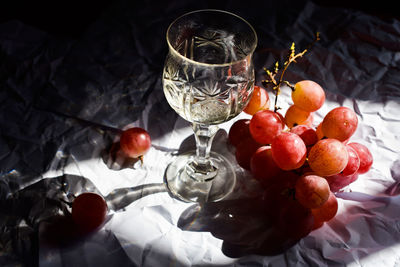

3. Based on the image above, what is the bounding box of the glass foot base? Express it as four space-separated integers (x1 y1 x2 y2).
165 151 236 203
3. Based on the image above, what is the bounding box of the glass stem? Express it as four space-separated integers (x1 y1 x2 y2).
187 123 218 182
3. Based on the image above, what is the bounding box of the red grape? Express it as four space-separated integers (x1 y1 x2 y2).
308 139 349 176
316 123 325 140
326 173 359 192
284 105 314 128
271 132 307 170
295 174 330 209
243 86 270 115
312 219 325 230
275 112 286 128
311 191 338 223
72 192 108 233
235 137 262 170
348 142 373 174
228 119 251 147
321 107 358 142
292 80 325 112
341 145 360 176
250 146 282 185
249 110 283 144
278 199 314 240
290 125 318 147
262 171 300 198
261 171 312 240
120 127 151 158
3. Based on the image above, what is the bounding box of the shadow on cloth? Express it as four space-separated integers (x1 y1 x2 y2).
0 174 168 266
177 197 302 258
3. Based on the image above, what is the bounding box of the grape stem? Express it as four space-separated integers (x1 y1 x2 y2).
59 198 73 208
262 32 320 112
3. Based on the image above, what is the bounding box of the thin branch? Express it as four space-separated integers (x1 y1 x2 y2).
262 32 320 112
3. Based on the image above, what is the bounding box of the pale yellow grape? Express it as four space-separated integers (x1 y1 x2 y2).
292 80 325 112
284 105 313 128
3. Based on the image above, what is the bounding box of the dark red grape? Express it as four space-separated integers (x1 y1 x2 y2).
235 137 262 170
72 192 108 233
228 119 251 147
326 173 359 192
250 146 282 186
278 199 314 240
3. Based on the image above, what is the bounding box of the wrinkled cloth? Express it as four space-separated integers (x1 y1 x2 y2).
1 0 400 266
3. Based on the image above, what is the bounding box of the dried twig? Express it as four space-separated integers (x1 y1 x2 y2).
262 32 320 112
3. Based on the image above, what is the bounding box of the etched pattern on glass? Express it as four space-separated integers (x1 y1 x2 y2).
195 30 224 49
163 31 254 125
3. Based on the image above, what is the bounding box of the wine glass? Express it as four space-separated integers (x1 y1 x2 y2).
162 9 257 202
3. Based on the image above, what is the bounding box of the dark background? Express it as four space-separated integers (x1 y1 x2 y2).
0 0 398 38
0 0 398 179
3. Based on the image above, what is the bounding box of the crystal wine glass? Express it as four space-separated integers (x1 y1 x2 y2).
162 9 257 202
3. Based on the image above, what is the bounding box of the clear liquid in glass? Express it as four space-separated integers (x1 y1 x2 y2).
163 29 254 125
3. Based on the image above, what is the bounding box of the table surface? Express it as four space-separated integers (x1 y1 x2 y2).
1 0 400 266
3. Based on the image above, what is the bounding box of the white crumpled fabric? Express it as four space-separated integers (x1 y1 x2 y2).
39 85 400 267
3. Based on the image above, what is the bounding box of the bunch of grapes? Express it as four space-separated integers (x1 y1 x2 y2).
229 80 373 237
